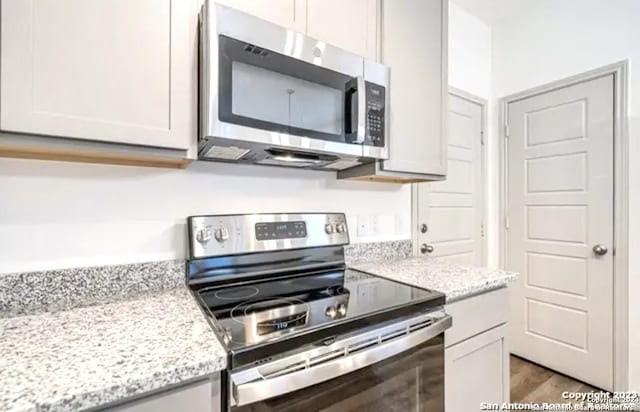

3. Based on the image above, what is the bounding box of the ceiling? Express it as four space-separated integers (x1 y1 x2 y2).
450 0 543 24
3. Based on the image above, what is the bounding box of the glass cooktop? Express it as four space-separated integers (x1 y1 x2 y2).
195 269 444 366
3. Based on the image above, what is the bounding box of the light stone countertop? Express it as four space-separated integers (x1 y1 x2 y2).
350 256 518 302
0 287 227 412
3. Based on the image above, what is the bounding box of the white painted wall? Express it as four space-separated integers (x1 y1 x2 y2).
448 3 499 268
0 158 410 273
0 3 488 276
489 0 640 390
448 2 492 99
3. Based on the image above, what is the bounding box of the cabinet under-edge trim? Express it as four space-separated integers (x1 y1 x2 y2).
0 133 192 169
338 0 448 183
0 0 198 168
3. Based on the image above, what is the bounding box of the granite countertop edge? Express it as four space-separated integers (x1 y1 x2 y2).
1 287 228 412
442 273 518 303
349 256 518 303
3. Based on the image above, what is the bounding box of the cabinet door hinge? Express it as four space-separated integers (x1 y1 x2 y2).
504 123 510 138
480 223 485 237
480 131 485 146
505 216 510 230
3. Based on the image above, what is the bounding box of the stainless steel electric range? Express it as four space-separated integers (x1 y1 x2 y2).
187 213 451 411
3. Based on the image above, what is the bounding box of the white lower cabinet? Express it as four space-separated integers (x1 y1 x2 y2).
444 289 510 412
105 374 221 412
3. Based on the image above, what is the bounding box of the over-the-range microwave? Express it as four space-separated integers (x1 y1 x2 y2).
198 1 390 170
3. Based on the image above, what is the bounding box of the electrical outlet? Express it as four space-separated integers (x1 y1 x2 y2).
370 215 379 236
357 215 371 237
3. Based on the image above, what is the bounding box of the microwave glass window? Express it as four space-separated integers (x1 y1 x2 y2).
219 35 359 144
232 62 343 135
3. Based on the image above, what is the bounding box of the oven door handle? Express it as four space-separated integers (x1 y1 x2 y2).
230 314 452 407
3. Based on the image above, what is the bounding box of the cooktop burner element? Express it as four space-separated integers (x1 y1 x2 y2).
186 213 445 369
213 285 260 301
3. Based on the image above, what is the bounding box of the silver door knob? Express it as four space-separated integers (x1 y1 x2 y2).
420 224 428 234
592 244 608 256
420 243 434 254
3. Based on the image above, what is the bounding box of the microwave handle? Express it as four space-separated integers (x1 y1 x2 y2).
355 76 366 143
345 76 367 144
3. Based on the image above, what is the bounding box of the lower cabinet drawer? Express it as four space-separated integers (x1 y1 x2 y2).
444 288 508 347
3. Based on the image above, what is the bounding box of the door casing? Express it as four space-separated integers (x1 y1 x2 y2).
412 87 488 265
498 60 629 391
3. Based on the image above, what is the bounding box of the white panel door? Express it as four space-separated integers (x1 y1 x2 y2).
417 93 484 265
506 75 614 390
306 0 379 60
1 0 197 150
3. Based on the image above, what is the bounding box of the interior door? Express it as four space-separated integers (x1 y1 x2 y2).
506 75 614 390
417 93 484 265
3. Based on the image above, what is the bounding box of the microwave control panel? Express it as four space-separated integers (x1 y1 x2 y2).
365 82 386 147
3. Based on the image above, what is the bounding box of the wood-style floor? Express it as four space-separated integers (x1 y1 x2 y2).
510 355 600 403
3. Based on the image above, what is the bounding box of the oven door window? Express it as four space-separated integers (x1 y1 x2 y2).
230 335 444 412
218 35 359 144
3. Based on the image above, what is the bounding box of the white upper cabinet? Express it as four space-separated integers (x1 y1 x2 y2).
0 0 197 151
306 0 379 60
380 0 447 176
214 0 305 32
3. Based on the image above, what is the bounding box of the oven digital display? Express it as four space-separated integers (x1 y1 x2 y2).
256 313 308 336
255 221 307 241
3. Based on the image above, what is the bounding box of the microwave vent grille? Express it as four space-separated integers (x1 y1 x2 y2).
203 145 250 160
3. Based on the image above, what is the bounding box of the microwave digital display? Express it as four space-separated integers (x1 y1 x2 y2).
255 221 307 241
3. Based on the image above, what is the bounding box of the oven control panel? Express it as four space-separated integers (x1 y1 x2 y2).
365 82 386 147
188 213 349 259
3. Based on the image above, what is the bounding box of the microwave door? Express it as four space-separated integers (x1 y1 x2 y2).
217 35 361 147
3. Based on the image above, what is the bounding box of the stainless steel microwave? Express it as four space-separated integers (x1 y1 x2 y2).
198 1 390 170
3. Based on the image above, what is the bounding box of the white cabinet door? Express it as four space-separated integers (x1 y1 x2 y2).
445 325 509 412
109 377 218 412
380 0 447 176
1 0 196 151
306 0 379 60
214 0 305 32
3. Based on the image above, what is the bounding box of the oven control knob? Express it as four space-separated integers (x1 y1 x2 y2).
324 224 335 234
336 223 347 234
214 227 230 243
196 229 212 244
337 303 347 317
325 306 337 319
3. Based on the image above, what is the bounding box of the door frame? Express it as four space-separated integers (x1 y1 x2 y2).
412 87 488 265
498 60 629 391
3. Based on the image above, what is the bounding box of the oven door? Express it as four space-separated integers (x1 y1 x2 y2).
228 312 451 412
